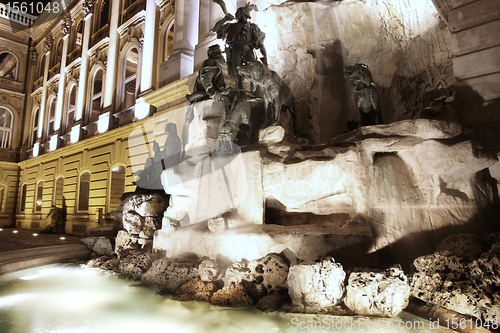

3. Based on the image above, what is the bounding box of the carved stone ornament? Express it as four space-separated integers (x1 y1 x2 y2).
82 0 96 17
30 50 38 66
139 33 144 50
62 16 74 36
44 37 54 53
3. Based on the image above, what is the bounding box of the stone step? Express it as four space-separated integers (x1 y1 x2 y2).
0 244 91 275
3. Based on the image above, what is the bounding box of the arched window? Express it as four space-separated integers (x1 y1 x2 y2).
0 51 18 80
54 177 64 207
20 184 27 212
122 47 138 110
38 55 45 79
97 0 110 31
47 97 57 136
35 180 44 212
109 165 125 212
54 39 63 66
76 20 83 47
164 23 174 61
90 69 104 123
78 172 90 211
65 85 77 132
0 107 13 149
31 108 39 147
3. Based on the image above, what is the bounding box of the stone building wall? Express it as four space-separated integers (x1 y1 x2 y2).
432 0 500 152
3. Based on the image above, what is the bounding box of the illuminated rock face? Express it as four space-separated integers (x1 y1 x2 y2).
261 119 496 257
155 119 496 265
345 266 410 317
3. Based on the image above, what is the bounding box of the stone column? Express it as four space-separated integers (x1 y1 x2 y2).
38 37 53 140
159 0 199 85
139 0 159 96
54 17 72 133
193 0 235 72
103 0 121 111
75 2 94 122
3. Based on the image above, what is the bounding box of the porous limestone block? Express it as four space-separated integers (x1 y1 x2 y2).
287 257 346 308
123 193 166 217
223 254 289 298
345 265 410 317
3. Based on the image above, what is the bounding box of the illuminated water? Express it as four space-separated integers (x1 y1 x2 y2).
0 264 453 333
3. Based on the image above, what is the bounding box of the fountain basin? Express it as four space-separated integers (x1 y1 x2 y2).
0 263 455 333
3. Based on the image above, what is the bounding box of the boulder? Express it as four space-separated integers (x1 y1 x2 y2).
435 233 484 258
101 257 120 271
172 278 218 302
345 265 410 317
141 253 202 293
114 230 139 258
123 193 166 218
80 237 96 250
93 237 114 256
199 259 222 282
255 293 287 312
117 251 153 281
287 257 345 308
259 125 285 146
87 255 114 268
210 284 253 307
223 253 289 299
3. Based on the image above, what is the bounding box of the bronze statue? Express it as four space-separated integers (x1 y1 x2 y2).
212 2 267 92
186 44 229 105
344 63 383 126
237 61 296 132
216 98 252 154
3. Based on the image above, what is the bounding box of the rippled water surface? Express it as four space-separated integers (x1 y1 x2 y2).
0 264 453 333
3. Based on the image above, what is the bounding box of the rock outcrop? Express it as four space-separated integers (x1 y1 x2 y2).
155 120 496 265
116 193 168 257
80 236 115 257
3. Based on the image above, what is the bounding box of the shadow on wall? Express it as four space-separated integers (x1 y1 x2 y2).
372 204 499 272
307 40 353 142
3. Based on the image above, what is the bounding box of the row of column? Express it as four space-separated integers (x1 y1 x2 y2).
34 0 242 154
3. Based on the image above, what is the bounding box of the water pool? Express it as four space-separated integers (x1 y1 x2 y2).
0 264 454 333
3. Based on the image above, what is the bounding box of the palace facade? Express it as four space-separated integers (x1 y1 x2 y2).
0 0 499 233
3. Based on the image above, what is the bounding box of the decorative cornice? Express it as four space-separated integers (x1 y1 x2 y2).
44 37 54 53
62 16 74 36
82 0 96 17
